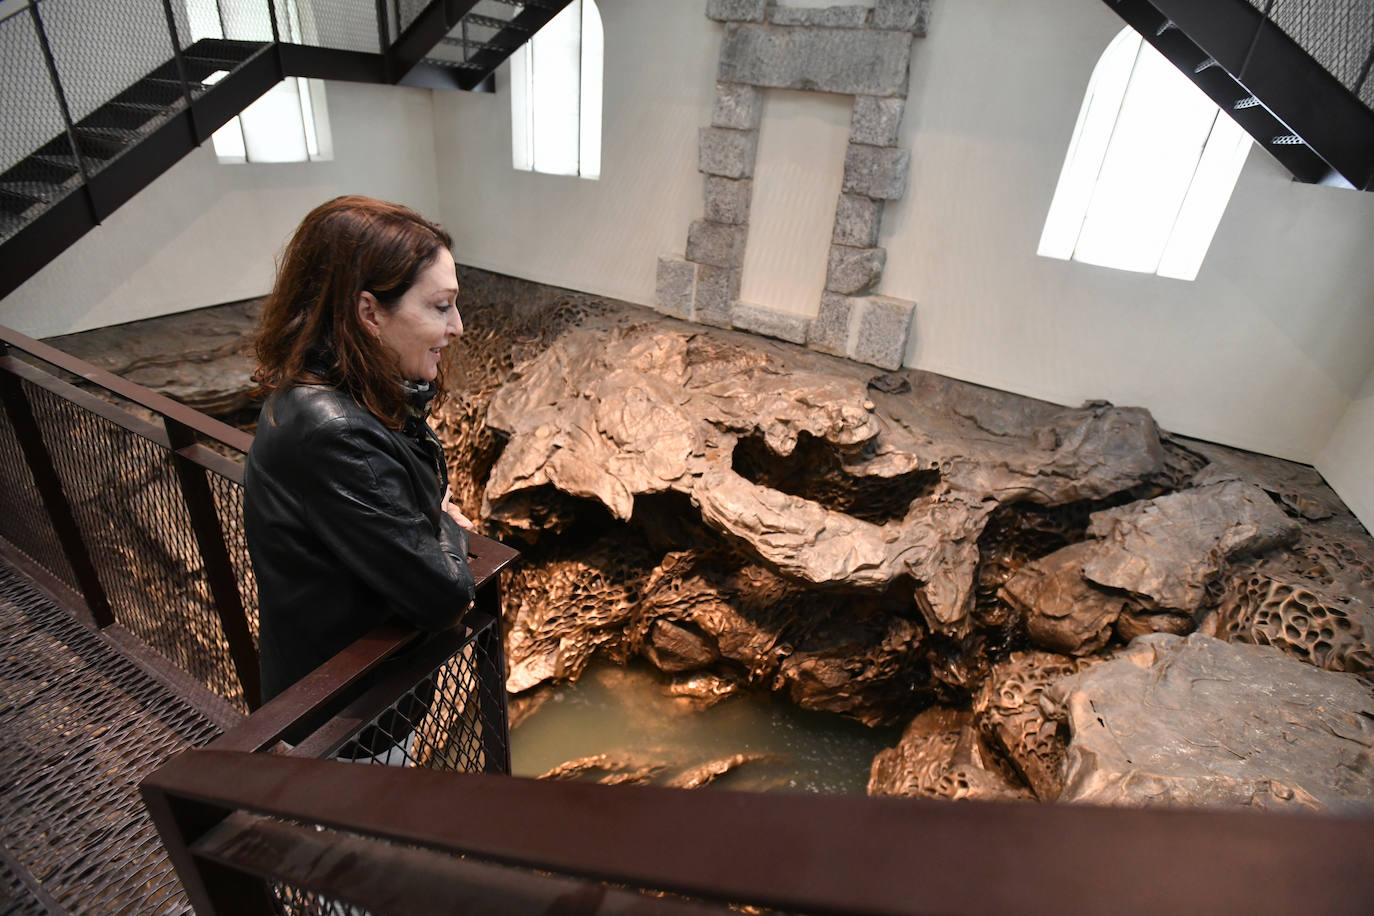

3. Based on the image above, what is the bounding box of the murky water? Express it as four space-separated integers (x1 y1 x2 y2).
510 662 901 795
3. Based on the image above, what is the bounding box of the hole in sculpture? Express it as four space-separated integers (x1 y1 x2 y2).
731 431 940 525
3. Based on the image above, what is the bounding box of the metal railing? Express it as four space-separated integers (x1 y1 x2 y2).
0 320 519 909
1245 0 1374 108
0 317 517 727
140 745 1374 915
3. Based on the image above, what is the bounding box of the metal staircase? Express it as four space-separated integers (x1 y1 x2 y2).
1104 0 1374 190
0 0 573 301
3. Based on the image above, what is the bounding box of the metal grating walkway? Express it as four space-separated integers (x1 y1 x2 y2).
0 557 224 915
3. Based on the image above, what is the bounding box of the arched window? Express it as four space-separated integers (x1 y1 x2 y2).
509 0 602 179
1038 28 1251 281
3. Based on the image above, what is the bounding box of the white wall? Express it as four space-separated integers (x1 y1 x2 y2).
431 0 1374 478
1 81 443 338
1319 364 1374 530
430 0 718 308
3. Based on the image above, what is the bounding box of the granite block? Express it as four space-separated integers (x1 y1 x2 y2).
718 24 913 97
832 194 884 247
842 144 911 200
852 295 915 370
850 96 906 147
704 175 753 225
712 82 763 130
655 257 698 319
694 265 739 328
699 126 759 179
686 219 748 269
732 303 810 344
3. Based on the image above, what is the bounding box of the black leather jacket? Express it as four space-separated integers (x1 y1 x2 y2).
244 382 475 705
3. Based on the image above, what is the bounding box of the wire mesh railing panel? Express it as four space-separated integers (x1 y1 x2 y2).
395 0 430 35
0 11 69 175
326 622 505 773
0 397 79 591
22 382 249 711
38 0 178 126
280 0 382 53
208 466 261 646
0 557 222 915
1249 0 1374 106
270 881 370 916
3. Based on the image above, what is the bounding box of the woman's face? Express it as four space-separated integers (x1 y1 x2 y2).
366 248 463 382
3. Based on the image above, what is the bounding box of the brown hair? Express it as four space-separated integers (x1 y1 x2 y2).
253 195 454 428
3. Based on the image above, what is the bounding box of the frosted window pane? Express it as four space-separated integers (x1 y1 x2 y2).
1037 27 1250 280
511 43 535 170
1158 113 1251 280
1075 45 1217 272
240 81 309 163
579 0 603 179
1038 29 1139 260
211 117 247 160
531 0 581 176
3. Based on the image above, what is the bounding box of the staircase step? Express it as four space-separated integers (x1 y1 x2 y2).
440 35 520 53
0 187 44 217
36 130 124 163
462 13 531 33
76 104 162 134
0 177 72 207
421 56 484 71
0 157 78 187
147 55 249 85
112 79 187 108
183 37 264 62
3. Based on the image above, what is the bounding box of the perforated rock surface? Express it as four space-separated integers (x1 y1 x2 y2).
868 707 1031 801
1044 633 1374 811
972 651 1103 801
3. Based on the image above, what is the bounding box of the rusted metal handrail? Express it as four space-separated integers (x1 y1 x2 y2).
141 747 1374 916
0 324 252 453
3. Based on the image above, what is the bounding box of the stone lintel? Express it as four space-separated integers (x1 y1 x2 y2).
850 95 906 147
655 257 698 320
694 265 739 328
712 82 763 130
718 23 914 98
843 143 911 200
686 219 748 269
732 303 811 344
704 175 753 225
833 194 884 248
699 126 759 179
769 5 870 28
707 0 767 23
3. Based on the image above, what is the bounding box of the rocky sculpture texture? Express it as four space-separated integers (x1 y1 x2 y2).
456 278 1374 809
1044 633 1374 811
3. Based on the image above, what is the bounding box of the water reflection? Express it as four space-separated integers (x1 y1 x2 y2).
510 661 901 794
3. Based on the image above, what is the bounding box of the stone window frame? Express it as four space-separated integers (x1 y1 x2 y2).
655 0 930 371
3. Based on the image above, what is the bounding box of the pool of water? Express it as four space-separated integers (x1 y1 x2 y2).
510 661 901 795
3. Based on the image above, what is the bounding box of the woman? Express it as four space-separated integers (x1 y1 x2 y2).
244 195 476 718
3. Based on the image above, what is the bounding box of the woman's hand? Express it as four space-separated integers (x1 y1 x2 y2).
442 486 476 531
